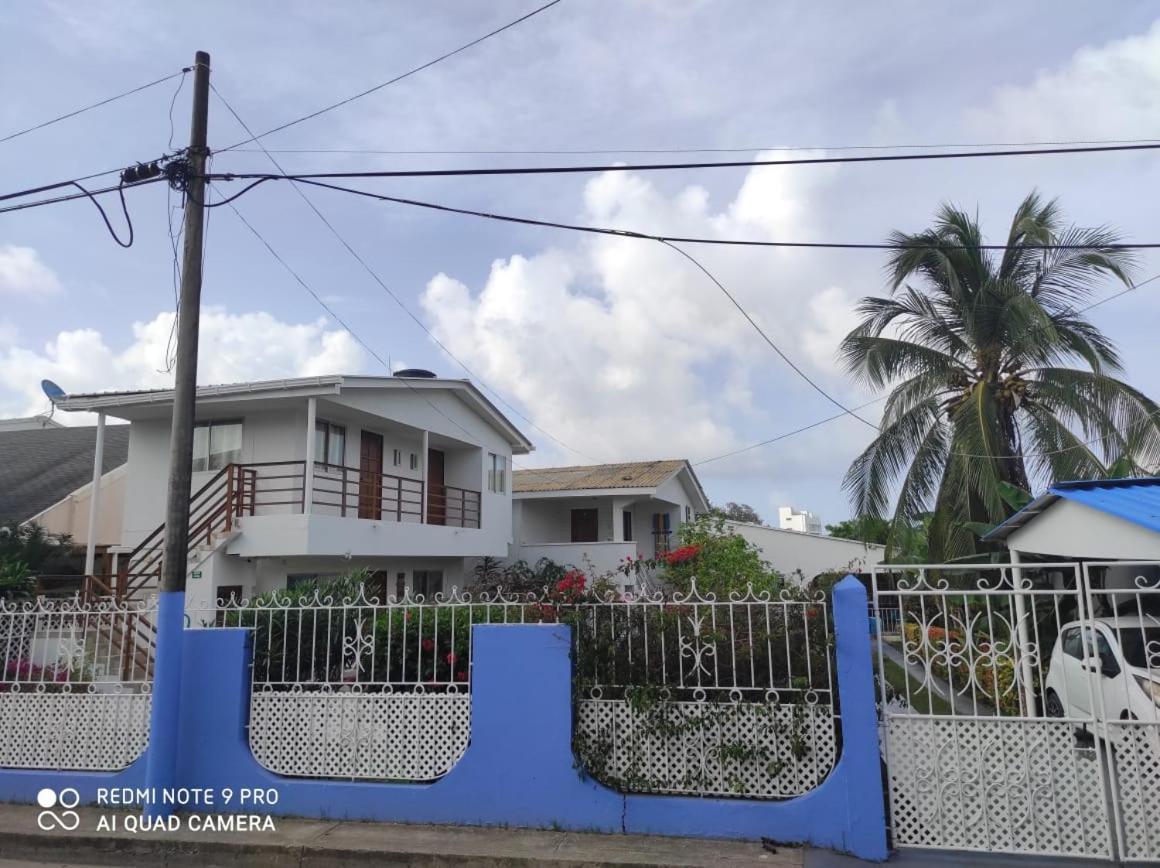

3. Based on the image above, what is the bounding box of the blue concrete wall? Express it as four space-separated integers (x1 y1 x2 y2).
0 576 887 861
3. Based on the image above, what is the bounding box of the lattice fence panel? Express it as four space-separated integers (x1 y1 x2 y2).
0 693 150 771
885 716 1112 859
249 692 470 781
1108 722 1160 861
576 699 836 798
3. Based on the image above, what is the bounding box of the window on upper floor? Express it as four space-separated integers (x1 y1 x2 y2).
314 420 346 468
392 448 402 467
685 505 692 523
192 420 242 472
409 453 419 471
488 453 507 493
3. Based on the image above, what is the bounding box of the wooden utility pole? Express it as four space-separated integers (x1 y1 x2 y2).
160 49 210 596
145 49 210 818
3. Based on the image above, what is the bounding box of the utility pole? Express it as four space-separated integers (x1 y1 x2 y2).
145 49 210 816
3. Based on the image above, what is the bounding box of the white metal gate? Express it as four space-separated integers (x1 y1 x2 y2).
873 562 1119 860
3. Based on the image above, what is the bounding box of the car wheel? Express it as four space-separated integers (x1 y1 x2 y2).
1046 690 1065 718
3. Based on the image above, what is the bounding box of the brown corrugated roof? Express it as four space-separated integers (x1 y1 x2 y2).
513 460 688 493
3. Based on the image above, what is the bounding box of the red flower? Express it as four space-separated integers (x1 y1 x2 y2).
659 545 700 566
445 652 457 665
421 638 435 653
457 669 468 681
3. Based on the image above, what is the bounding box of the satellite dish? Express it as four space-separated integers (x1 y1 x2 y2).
41 379 66 403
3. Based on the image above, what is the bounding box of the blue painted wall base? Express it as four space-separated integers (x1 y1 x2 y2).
0 576 886 861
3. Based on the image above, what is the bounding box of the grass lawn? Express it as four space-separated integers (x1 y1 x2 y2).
881 656 954 715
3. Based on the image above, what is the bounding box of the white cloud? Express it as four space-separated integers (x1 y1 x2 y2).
420 160 863 466
802 287 861 375
0 307 365 419
0 245 62 297
966 20 1160 140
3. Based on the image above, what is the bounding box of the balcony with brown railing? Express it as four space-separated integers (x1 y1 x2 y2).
67 460 482 603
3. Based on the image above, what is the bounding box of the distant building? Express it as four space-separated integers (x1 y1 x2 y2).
778 506 822 535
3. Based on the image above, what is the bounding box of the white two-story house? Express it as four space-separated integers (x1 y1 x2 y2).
510 460 711 580
54 373 533 608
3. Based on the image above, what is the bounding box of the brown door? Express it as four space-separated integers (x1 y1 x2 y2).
571 508 599 542
426 449 446 525
359 431 384 519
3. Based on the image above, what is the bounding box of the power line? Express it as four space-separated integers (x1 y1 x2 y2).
1 69 188 145
216 0 564 152
210 85 599 463
281 179 1160 252
222 135 1160 158
208 140 1160 183
692 274 1160 468
659 239 878 430
0 175 164 216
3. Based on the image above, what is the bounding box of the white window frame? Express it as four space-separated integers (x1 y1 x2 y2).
192 420 243 472
488 453 507 493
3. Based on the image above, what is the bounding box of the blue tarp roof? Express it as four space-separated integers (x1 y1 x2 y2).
985 477 1160 542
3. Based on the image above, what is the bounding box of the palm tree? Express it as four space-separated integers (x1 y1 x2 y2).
840 192 1160 559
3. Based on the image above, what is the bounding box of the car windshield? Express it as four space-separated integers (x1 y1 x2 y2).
1115 626 1160 669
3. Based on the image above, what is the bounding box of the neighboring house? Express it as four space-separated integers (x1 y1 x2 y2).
984 476 1160 592
777 506 822 535
511 460 711 583
725 520 885 584
0 423 129 532
53 374 533 608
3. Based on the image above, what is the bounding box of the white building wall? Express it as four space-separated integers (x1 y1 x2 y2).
778 507 823 535
725 521 885 583
28 464 126 546
1007 499 1160 561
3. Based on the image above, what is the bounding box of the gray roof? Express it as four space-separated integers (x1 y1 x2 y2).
0 425 130 528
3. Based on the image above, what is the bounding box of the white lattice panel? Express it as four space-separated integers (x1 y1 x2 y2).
886 716 1112 859
576 699 836 798
249 691 470 781
0 692 150 771
1107 722 1160 861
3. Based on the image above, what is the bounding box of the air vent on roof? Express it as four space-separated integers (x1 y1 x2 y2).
393 368 437 379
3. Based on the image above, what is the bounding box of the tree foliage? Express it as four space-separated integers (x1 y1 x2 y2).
715 502 764 525
840 192 1160 559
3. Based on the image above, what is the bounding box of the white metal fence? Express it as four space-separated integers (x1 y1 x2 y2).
0 595 154 771
193 580 839 797
874 561 1160 863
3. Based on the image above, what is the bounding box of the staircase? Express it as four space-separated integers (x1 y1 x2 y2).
83 465 249 681
116 464 251 601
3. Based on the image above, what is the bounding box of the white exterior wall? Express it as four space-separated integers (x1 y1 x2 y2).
777 507 823 535
27 464 126 546
725 521 886 583
1007 499 1160 561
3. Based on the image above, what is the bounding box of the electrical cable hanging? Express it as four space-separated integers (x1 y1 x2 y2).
216 0 564 152
206 140 1160 183
0 69 188 145
210 83 602 464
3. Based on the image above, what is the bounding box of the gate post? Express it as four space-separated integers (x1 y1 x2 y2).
830 575 889 860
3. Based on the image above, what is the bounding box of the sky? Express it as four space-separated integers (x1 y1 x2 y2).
2 1 1160 527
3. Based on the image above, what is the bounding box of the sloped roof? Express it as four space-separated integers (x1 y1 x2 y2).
0 425 130 528
985 477 1160 542
514 460 689 493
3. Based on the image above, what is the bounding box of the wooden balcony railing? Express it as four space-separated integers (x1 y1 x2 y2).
226 460 481 529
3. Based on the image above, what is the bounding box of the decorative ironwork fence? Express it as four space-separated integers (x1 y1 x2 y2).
571 582 838 799
873 563 1116 861
194 580 839 799
0 595 154 771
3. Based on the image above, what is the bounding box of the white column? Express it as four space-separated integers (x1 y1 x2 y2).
83 412 106 577
420 430 429 523
303 398 317 514
1011 548 1038 717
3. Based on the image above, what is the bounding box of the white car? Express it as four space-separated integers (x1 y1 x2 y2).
1044 617 1160 726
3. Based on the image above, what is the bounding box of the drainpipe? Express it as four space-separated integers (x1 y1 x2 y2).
1011 548 1038 716
83 412 106 580
303 398 317 513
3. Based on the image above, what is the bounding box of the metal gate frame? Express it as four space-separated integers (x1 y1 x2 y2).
872 561 1120 861
1081 560 1160 863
